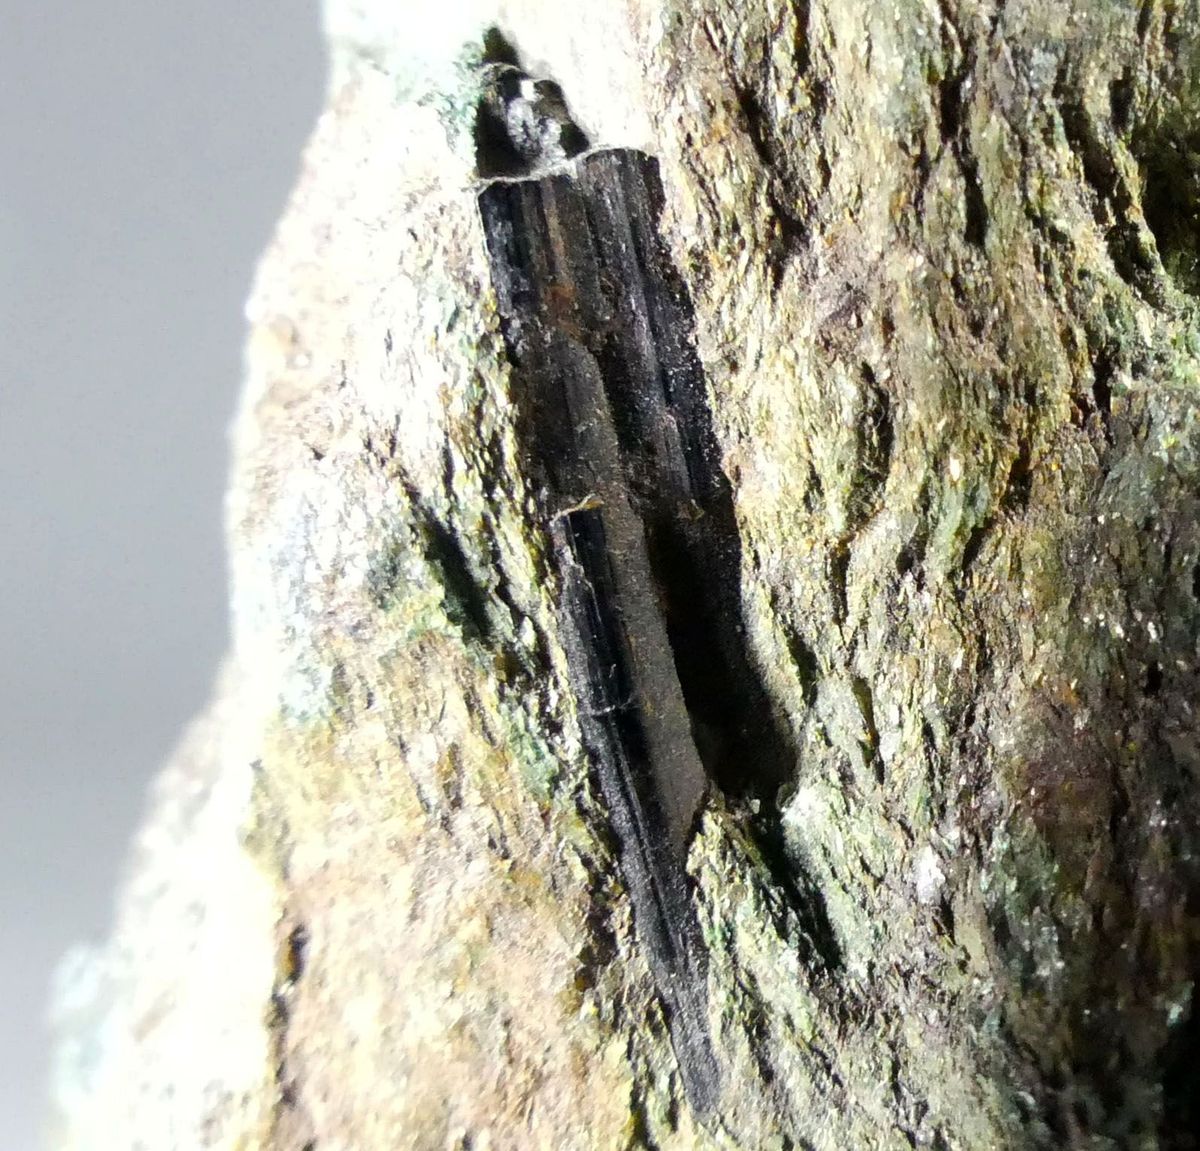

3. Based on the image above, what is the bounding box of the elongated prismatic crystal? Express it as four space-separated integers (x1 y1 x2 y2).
475 66 762 1113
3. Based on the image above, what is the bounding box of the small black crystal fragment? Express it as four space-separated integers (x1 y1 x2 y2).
475 63 589 178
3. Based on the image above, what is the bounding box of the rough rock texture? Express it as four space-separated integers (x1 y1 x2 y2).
51 1 1200 1148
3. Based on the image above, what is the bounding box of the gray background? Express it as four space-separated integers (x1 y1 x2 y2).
0 5 324 1146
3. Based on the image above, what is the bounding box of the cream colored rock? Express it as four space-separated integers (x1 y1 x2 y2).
48 663 278 1149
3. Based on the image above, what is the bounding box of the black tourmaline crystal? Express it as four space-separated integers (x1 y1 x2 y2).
474 72 791 1112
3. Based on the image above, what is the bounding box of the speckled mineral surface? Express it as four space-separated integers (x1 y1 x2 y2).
51 1 1200 1148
